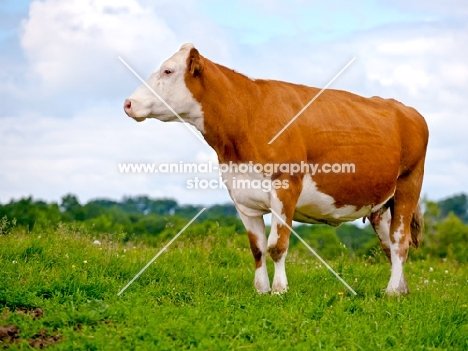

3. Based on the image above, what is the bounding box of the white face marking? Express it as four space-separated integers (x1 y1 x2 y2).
125 43 204 132
295 174 373 224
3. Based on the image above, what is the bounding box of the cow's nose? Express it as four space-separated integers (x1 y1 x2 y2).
124 99 132 114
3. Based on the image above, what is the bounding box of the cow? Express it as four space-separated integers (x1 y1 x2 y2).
124 43 429 295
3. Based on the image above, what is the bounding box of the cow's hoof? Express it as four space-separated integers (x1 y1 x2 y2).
271 283 288 294
386 285 409 296
256 288 271 295
271 290 288 295
254 277 270 294
386 275 409 296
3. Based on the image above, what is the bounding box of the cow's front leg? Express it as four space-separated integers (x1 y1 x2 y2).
268 187 298 294
238 212 270 293
268 219 291 293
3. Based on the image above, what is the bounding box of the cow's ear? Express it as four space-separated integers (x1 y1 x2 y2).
188 48 204 76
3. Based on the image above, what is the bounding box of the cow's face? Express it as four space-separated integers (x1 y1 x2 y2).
124 43 204 131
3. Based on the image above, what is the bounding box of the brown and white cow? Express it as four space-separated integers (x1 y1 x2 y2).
124 43 429 295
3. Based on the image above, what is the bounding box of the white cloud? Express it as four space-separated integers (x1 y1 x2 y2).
0 106 227 204
11 0 234 118
1 0 468 205
20 0 176 95
385 0 468 16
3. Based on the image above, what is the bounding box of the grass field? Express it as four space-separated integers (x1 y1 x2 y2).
1 223 467 350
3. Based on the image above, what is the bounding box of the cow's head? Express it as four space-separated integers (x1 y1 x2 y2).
123 43 204 132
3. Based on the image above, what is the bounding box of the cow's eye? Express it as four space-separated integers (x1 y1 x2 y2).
164 69 172 75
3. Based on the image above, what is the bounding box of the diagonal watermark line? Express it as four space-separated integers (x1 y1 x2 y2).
269 208 357 295
117 207 206 296
268 57 356 145
118 56 207 145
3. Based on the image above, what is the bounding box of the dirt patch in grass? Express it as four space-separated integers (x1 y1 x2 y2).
16 307 44 319
28 329 61 349
0 307 61 349
0 324 20 345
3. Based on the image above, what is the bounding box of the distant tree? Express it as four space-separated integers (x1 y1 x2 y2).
335 223 377 256
205 204 238 218
176 204 205 219
422 213 468 262
119 196 178 215
291 224 345 259
438 193 468 222
60 194 85 221
86 199 119 208
148 199 178 215
0 197 63 230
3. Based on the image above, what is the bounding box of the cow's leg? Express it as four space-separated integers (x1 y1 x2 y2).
238 212 270 293
370 207 392 261
386 164 424 295
387 213 410 295
268 188 298 294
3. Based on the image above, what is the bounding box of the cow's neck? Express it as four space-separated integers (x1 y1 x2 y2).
189 59 261 164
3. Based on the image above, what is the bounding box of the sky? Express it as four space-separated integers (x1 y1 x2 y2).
0 0 467 206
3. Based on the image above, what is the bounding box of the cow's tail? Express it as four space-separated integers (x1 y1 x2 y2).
410 203 424 248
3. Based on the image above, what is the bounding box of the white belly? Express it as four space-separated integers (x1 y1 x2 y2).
223 171 386 224
295 174 377 226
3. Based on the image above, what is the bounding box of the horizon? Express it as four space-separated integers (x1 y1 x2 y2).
1 0 467 205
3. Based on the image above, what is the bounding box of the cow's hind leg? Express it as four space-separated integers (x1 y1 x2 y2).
371 204 409 294
238 213 270 293
370 206 392 261
386 162 424 295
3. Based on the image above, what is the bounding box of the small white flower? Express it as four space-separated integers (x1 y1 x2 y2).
65 254 69 259
12 260 17 264
83 260 88 264
445 270 448 274
429 267 434 272
93 240 101 246
424 279 429 285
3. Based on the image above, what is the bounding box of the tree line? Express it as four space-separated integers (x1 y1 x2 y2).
1 193 467 261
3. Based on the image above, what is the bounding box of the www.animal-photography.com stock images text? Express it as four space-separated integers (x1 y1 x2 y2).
1 1 467 350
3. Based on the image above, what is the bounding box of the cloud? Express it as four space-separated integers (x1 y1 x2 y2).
20 0 176 96
2 0 235 120
1 0 468 204
0 104 226 204
385 0 468 16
